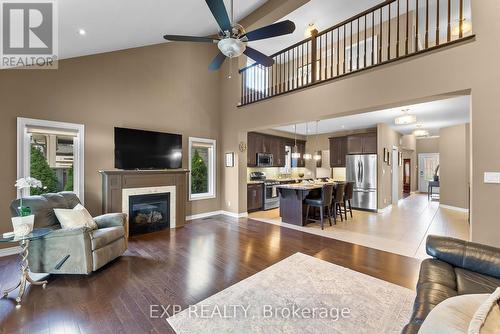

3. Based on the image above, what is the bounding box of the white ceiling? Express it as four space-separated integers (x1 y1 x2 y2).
59 0 267 59
273 96 470 137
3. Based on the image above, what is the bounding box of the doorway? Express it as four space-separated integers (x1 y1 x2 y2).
418 153 440 193
403 159 411 196
392 147 399 204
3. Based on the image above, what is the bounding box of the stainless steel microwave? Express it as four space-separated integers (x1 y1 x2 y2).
257 153 273 167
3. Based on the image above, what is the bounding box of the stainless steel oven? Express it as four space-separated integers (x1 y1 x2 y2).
257 153 273 167
264 181 280 210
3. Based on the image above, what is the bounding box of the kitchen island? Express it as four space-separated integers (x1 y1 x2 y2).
276 183 333 226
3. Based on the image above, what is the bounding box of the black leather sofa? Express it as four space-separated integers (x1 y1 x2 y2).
402 235 500 334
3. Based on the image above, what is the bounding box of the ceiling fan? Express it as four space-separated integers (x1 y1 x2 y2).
163 0 296 71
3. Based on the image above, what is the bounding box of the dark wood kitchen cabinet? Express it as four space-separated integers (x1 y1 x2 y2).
329 136 347 167
247 183 263 212
247 132 288 167
347 133 377 154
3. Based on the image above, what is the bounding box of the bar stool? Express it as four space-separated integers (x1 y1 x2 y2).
305 184 334 230
341 182 354 220
331 183 345 223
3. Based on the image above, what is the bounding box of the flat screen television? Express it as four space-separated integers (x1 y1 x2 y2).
114 127 182 170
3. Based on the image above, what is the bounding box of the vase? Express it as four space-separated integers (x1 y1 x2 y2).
11 215 35 237
17 206 32 217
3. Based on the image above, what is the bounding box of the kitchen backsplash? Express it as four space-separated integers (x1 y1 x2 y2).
332 168 347 181
247 167 313 180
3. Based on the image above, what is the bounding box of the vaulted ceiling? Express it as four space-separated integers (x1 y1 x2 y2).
59 0 267 59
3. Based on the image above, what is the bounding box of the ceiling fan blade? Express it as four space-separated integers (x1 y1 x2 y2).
208 52 226 71
244 20 296 42
163 35 219 43
205 0 232 32
244 47 274 67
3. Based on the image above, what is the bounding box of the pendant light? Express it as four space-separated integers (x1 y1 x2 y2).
303 123 312 160
291 124 301 159
395 109 417 125
313 121 322 161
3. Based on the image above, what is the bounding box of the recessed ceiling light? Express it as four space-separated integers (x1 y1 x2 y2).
78 29 86 36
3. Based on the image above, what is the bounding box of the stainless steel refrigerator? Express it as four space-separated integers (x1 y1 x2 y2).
346 154 377 211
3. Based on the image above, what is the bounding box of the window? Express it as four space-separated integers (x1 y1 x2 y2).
17 118 85 202
245 59 268 94
189 137 216 201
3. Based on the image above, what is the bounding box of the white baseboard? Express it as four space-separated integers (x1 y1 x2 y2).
221 211 248 218
186 210 248 221
439 204 469 213
377 205 392 213
0 246 21 257
186 210 224 221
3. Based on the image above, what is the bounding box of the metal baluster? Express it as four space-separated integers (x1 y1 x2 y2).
447 0 451 42
406 0 410 54
337 28 340 75
388 3 391 59
357 18 360 70
416 0 419 52
350 22 353 72
364 15 367 68
436 0 440 46
379 8 383 62
372 11 375 64
397 0 400 57
425 0 429 48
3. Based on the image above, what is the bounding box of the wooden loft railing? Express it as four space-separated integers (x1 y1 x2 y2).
238 0 473 106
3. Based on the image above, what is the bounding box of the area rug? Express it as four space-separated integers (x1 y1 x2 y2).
167 253 415 333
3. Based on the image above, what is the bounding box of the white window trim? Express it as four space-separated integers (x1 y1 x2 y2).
17 117 85 203
188 137 216 201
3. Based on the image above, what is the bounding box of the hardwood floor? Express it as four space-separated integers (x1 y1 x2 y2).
0 216 420 333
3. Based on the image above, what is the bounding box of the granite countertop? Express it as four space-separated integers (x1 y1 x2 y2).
276 182 337 190
247 181 265 185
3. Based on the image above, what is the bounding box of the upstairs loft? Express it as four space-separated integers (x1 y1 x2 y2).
238 0 474 106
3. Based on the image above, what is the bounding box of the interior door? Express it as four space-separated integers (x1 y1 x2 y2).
403 159 411 193
418 153 440 193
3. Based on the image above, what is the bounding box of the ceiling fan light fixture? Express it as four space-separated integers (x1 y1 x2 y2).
303 153 312 160
313 151 322 161
218 38 246 58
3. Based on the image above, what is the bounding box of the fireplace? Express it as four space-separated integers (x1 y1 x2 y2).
128 192 170 235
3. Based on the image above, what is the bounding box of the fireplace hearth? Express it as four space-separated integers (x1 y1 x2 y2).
129 192 170 235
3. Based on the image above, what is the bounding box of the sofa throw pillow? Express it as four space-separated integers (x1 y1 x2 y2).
418 294 490 334
468 287 500 334
74 204 98 230
54 204 97 230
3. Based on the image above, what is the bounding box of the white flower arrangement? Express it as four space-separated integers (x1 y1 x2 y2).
15 177 44 217
15 177 43 190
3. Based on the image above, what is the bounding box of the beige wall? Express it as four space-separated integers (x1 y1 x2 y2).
377 123 402 208
0 43 222 238
401 135 418 192
440 124 470 209
416 137 440 154
220 1 500 247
